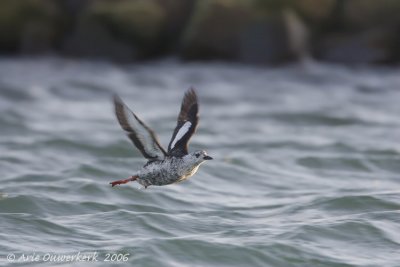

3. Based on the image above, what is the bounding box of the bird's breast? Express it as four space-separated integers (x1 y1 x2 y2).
177 165 199 182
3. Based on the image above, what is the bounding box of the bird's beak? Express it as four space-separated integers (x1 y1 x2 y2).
203 155 213 160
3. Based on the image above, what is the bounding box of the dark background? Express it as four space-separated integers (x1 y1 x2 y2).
1 0 400 65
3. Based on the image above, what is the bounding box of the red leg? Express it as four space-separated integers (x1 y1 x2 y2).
110 175 138 187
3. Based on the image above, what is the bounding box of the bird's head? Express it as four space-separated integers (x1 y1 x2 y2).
187 150 213 165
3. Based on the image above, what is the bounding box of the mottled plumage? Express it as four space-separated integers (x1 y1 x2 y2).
110 88 212 188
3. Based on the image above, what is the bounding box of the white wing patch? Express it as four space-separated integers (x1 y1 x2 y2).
170 121 192 150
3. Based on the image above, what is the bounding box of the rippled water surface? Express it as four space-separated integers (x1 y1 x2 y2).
1 58 400 267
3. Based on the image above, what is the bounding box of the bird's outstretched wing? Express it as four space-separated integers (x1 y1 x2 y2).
168 88 199 157
114 95 167 161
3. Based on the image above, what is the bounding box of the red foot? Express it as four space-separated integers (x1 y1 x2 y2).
110 176 138 187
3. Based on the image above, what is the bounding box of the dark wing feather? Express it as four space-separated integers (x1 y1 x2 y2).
167 88 199 157
114 95 167 161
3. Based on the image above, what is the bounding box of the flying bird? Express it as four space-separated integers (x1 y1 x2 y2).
110 88 212 188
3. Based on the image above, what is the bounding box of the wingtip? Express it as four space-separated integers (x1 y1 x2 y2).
187 87 197 98
113 94 124 117
183 87 198 106
113 93 123 104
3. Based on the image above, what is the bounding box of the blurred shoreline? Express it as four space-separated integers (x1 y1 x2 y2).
0 0 400 65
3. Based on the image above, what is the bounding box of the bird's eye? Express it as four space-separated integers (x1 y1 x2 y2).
195 153 200 158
